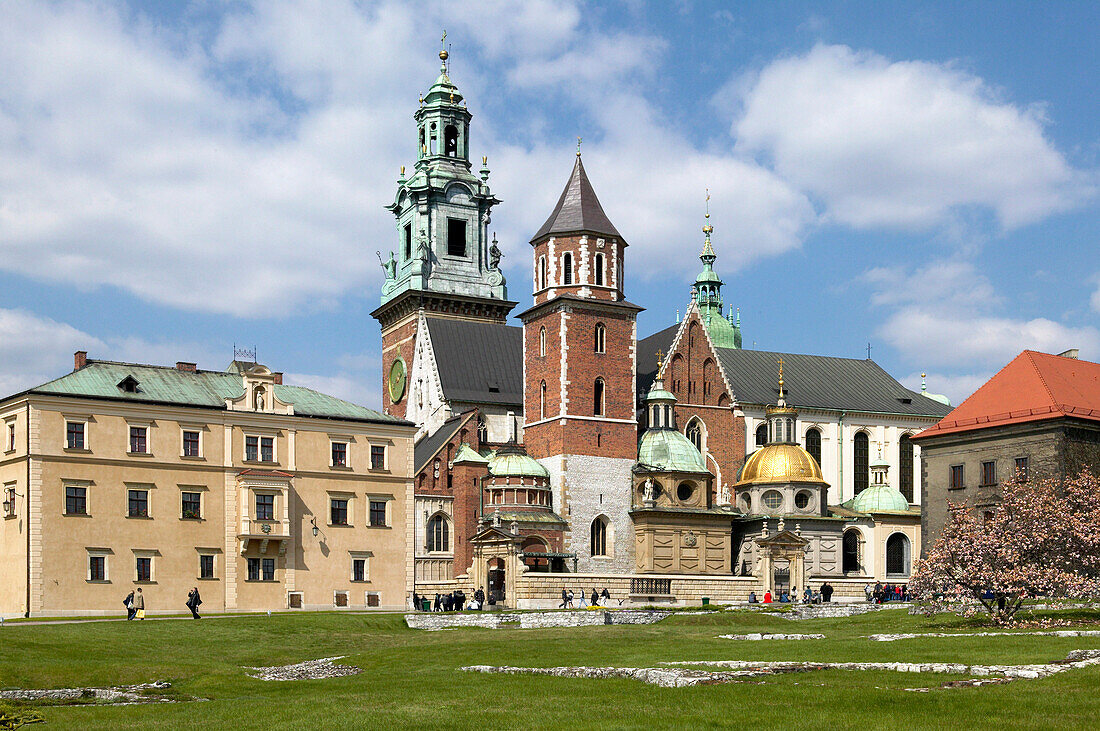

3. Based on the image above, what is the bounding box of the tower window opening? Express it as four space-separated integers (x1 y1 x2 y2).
594 323 606 353
590 516 609 557
594 253 604 286
419 128 425 156
538 256 547 290
593 378 605 416
404 222 412 260
540 381 547 420
539 326 547 357
563 252 573 285
447 218 467 257
444 125 458 156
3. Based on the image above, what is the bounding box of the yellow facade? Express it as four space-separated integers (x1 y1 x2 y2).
0 378 414 617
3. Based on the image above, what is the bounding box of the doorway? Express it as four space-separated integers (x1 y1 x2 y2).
487 557 506 604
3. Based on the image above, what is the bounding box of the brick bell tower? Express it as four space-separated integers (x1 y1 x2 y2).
519 150 642 573
371 45 516 418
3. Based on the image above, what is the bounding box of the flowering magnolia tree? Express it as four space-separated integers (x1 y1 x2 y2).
910 468 1100 622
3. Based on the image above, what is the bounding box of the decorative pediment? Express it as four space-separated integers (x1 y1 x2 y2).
226 365 293 414
756 529 809 548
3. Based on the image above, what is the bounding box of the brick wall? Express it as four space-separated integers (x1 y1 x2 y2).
380 315 418 419
531 235 626 305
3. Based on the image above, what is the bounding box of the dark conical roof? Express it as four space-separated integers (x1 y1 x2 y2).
531 155 621 242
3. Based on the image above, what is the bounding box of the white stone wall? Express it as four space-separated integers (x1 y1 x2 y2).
563 455 635 573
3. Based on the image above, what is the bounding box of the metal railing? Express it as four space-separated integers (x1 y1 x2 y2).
631 577 672 595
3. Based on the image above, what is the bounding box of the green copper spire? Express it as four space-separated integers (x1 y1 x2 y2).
691 193 740 349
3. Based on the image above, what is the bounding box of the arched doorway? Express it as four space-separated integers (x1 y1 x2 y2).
772 559 790 596
886 533 911 577
842 529 861 574
487 557 506 603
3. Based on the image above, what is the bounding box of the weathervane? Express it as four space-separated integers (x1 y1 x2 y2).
576 136 582 156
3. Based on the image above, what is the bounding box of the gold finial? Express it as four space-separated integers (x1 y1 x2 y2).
777 357 785 387
449 90 454 103
440 30 448 61
656 349 664 370
702 188 714 234
577 136 582 156
400 165 405 176
482 155 487 165
418 93 423 105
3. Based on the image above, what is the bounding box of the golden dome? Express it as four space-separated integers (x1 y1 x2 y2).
736 443 827 487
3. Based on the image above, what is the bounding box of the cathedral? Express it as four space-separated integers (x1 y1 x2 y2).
372 49 952 606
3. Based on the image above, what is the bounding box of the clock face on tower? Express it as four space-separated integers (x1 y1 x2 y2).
388 357 407 404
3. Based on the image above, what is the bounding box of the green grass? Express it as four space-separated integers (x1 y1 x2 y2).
2 607 1099 729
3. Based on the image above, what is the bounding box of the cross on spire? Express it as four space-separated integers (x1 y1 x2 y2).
576 136 582 156
656 349 664 371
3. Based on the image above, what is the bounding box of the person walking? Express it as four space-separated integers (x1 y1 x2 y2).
560 588 569 609
124 591 136 620
134 587 146 620
591 589 599 607
567 589 575 608
186 587 202 619
600 587 611 606
433 593 441 612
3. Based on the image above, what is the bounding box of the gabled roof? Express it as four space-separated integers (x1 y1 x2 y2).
531 155 621 242
913 350 1100 440
637 323 679 396
414 411 476 473
714 348 952 418
424 317 523 406
22 360 400 424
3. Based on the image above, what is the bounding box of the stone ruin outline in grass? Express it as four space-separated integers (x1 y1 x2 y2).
245 656 362 681
0 681 186 706
463 649 1100 690
718 633 826 641
867 629 1100 642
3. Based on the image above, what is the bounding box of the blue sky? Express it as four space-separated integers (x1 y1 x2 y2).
0 0 1096 409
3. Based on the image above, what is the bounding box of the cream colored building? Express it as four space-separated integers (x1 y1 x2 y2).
0 352 415 618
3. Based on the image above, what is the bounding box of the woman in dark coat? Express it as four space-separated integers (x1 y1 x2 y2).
186 587 202 619
124 591 136 620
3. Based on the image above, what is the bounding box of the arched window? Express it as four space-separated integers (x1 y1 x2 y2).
539 326 547 357
854 432 870 494
805 428 821 466
886 533 910 576
702 359 714 402
427 514 449 552
477 415 488 445
444 125 458 156
899 434 914 502
842 529 861 574
593 378 605 416
671 354 684 393
594 323 606 353
594 252 605 286
538 256 547 289
562 252 573 285
755 423 768 447
540 380 547 419
685 419 703 453
419 127 425 156
590 516 609 556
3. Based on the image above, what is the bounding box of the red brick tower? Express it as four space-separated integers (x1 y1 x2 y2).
519 152 642 572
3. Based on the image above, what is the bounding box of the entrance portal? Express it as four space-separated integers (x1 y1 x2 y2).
772 560 790 596
487 557 505 605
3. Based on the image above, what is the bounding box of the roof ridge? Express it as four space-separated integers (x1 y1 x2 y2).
1025 350 1063 411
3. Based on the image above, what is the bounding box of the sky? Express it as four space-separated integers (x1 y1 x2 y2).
0 0 1097 410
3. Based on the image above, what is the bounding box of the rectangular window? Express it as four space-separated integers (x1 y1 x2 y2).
127 489 149 518
262 558 275 581
199 554 215 579
255 493 274 521
950 465 965 490
332 442 347 467
65 485 87 515
181 492 202 519
404 222 413 260
129 426 148 454
260 436 274 462
1015 457 1029 483
447 218 467 257
8 422 16 451
330 498 349 526
66 421 85 449
136 556 152 582
369 500 387 527
352 558 366 582
89 555 106 582
980 461 996 487
370 445 386 470
183 430 200 457
247 558 260 581
245 435 258 462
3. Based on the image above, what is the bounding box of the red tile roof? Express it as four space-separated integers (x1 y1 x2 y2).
912 350 1100 440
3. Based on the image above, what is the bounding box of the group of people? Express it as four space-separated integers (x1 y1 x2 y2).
558 588 613 608
748 582 834 604
122 587 202 620
865 582 909 603
413 588 488 612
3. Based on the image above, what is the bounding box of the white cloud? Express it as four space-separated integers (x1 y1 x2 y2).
734 44 1094 231
1091 273 1100 313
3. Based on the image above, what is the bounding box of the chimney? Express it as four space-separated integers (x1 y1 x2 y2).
74 351 87 370
273 372 283 385
1057 348 1079 360
176 361 197 372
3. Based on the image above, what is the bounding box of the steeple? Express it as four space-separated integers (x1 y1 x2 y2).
691 192 740 349
531 154 621 242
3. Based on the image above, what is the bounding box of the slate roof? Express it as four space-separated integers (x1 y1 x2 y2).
913 350 1100 440
714 348 952 417
23 360 401 424
531 155 621 242
414 412 473 473
425 317 523 406
637 323 679 396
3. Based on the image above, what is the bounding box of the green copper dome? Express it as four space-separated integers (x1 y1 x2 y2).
488 448 549 479
849 484 911 513
637 429 708 473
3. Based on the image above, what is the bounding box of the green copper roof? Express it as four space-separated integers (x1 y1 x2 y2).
453 443 489 464
29 361 398 424
846 484 911 513
637 429 709 473
700 308 742 350
646 376 676 403
488 449 549 478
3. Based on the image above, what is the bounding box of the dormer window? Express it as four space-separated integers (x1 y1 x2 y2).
117 376 140 393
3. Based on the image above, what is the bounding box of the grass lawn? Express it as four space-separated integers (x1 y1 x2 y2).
2 607 1099 729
